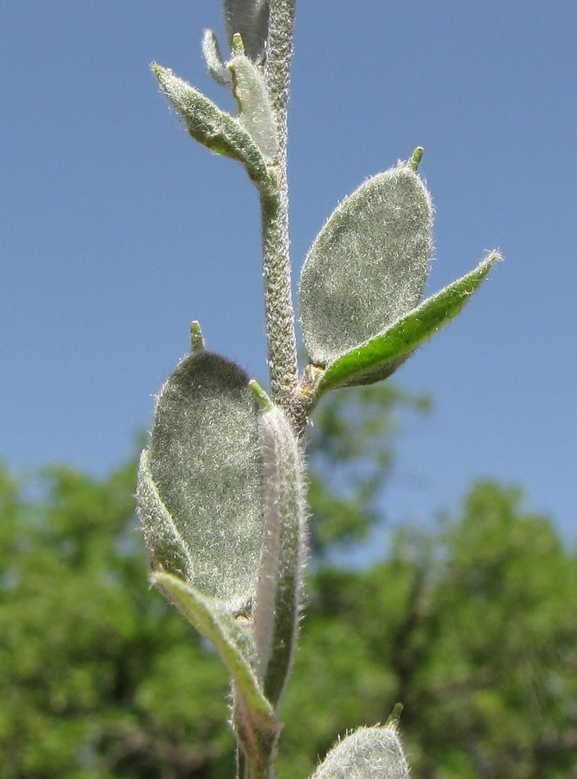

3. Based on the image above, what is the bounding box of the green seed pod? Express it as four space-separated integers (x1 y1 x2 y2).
312 726 410 779
252 403 307 706
137 352 263 616
299 164 433 375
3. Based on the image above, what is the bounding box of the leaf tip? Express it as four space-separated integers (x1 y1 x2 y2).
231 32 245 57
480 249 503 277
407 146 424 171
151 62 166 79
249 379 273 410
385 702 404 729
190 320 205 354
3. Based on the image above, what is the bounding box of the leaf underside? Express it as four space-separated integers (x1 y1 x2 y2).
229 54 278 162
153 65 270 185
153 571 276 729
317 251 500 396
252 406 307 707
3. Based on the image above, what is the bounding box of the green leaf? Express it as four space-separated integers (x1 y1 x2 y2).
316 251 501 395
152 64 270 187
137 449 194 582
224 0 269 62
311 726 410 779
229 52 278 163
137 351 264 616
153 571 276 731
299 164 433 368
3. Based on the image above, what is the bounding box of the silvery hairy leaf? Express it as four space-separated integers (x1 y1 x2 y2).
311 726 410 779
137 351 263 616
153 572 276 730
299 164 433 371
152 64 270 186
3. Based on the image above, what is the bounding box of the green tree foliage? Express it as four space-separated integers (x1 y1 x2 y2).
0 459 233 778
307 385 430 555
281 482 577 779
1 391 575 778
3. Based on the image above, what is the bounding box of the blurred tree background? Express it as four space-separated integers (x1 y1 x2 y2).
1 386 575 779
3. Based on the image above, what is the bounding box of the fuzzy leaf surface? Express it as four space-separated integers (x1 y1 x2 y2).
153 65 270 186
299 165 432 368
317 251 500 395
137 351 263 616
312 726 409 779
224 0 269 61
137 449 193 582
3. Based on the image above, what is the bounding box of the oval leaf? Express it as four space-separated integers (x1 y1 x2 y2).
316 251 500 395
299 164 433 368
311 726 410 779
137 351 263 615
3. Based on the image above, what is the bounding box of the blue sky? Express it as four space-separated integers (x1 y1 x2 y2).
1 2 575 542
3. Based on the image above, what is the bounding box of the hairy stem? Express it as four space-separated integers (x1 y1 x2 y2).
237 7 300 779
260 0 299 427
264 0 296 128
260 190 298 419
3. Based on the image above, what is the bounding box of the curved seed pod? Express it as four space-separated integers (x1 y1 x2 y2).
229 51 278 163
152 64 270 186
224 0 269 62
299 164 433 371
137 351 263 616
311 726 410 779
251 402 308 707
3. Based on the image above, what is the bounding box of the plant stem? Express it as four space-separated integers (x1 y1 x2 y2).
238 7 299 778
264 0 296 126
260 0 299 427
